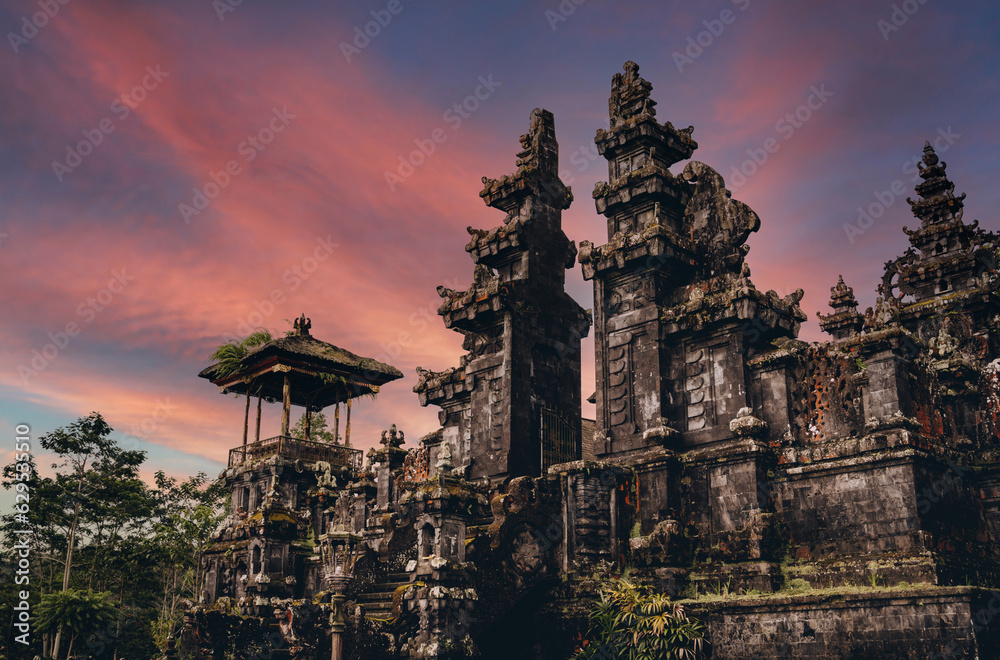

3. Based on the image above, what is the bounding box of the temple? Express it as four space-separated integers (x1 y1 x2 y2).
178 63 1000 659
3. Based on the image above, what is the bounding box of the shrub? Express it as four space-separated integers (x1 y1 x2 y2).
571 578 707 660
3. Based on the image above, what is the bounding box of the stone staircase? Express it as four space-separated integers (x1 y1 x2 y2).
357 571 411 621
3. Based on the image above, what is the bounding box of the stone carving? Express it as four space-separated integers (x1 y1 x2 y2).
380 424 405 448
509 527 544 576
681 160 760 270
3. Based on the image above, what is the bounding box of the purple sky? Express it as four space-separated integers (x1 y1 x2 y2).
1 0 998 485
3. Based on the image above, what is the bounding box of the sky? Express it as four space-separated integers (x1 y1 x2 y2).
1 0 998 487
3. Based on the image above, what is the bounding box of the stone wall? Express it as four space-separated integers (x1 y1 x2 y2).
688 587 1000 659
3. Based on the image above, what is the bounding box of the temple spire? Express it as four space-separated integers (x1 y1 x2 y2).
609 60 656 128
906 141 965 228
818 275 864 339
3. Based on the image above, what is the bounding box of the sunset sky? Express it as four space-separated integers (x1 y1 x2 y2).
2 0 999 485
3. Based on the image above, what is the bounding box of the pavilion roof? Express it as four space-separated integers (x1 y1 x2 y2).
198 325 403 409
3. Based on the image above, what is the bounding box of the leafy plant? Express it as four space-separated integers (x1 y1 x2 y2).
709 577 731 597
291 411 338 443
209 330 273 445
571 578 707 660
36 589 117 659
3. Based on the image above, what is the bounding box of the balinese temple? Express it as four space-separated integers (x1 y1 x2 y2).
178 64 1000 660
195 314 401 606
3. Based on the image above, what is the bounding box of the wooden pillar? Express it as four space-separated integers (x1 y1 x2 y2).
281 374 291 436
334 403 341 444
255 395 262 443
304 409 312 441
345 399 352 447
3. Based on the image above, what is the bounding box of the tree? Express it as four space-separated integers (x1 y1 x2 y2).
571 578 707 660
0 414 224 659
36 589 117 660
209 330 273 446
147 471 226 645
290 411 337 443
37 412 146 659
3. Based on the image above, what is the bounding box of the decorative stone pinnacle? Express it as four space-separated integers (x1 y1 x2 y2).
818 275 864 339
609 60 656 128
828 275 859 313
908 139 964 227
479 108 569 211
380 424 405 448
921 141 939 168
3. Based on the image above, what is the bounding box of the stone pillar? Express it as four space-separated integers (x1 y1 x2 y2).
548 460 630 573
397 475 486 658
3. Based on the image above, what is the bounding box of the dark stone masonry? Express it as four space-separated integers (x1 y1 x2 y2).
179 62 1000 659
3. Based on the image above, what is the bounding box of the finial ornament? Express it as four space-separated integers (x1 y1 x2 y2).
293 313 312 336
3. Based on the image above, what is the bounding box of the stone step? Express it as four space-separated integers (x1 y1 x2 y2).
358 574 417 621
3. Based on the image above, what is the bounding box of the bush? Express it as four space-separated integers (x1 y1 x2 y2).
571 578 707 660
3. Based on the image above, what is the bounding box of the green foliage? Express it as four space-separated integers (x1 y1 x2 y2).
0 413 227 658
36 588 117 647
709 577 731 597
291 411 338 443
209 330 273 380
784 578 812 594
318 371 377 402
571 578 707 660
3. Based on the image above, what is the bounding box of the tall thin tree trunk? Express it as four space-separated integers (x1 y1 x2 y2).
255 395 263 442
53 474 84 660
243 394 250 446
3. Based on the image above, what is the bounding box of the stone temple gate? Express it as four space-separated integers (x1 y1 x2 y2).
178 62 1000 659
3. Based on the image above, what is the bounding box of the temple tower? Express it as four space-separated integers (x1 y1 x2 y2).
415 108 590 483
581 62 805 458
581 63 805 563
878 142 1000 443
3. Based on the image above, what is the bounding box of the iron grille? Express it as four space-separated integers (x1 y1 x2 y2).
540 408 577 471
